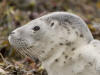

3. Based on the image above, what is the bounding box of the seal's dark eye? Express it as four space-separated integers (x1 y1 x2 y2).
33 26 40 31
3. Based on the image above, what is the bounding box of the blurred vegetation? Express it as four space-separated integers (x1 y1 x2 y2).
0 0 100 74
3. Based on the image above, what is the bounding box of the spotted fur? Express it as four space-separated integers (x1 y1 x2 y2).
8 12 100 75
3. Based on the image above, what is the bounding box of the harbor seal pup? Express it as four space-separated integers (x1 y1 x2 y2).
8 12 100 75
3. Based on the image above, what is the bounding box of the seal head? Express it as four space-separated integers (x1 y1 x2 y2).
8 12 93 61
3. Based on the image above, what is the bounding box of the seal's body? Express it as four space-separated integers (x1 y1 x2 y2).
8 12 100 75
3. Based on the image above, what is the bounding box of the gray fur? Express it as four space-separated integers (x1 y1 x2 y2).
40 12 93 42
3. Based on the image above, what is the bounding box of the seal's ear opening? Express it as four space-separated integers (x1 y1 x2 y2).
50 20 58 29
50 22 54 27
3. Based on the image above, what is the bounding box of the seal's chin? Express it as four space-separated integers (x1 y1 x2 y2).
16 45 40 62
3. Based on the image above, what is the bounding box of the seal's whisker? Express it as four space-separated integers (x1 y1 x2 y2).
17 47 27 57
25 47 35 57
16 48 24 57
29 47 42 58
20 47 34 59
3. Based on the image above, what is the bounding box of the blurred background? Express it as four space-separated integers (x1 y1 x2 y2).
0 0 100 74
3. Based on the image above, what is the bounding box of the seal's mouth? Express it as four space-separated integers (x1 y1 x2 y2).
15 46 40 63
9 35 31 55
8 35 40 61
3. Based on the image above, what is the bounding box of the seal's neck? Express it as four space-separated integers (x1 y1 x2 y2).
42 37 88 67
